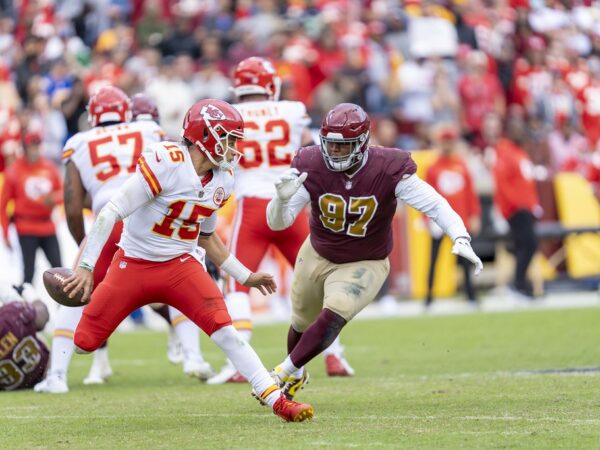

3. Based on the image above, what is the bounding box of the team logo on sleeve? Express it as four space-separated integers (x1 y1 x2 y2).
213 187 225 206
200 104 226 121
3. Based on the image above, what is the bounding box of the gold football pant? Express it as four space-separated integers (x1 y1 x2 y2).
290 238 390 331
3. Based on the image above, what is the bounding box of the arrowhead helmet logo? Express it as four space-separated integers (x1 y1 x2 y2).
200 104 226 121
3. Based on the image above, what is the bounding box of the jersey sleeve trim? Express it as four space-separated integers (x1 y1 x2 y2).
62 148 75 160
139 155 162 196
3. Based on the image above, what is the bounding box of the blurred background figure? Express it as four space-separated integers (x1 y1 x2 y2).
0 282 50 391
425 124 481 307
0 131 62 283
489 116 541 299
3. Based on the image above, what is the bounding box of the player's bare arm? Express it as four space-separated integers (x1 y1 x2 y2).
63 161 87 245
197 232 276 296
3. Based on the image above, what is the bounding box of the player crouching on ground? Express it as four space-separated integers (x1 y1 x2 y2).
0 283 50 391
61 99 314 422
266 103 483 399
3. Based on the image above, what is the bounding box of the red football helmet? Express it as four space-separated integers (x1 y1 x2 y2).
87 86 131 127
233 57 281 101
182 99 244 171
131 93 159 123
319 103 370 172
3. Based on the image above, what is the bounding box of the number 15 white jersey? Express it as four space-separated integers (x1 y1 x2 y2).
233 100 310 200
62 121 165 215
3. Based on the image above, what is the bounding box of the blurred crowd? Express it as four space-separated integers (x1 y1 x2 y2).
0 1 598 177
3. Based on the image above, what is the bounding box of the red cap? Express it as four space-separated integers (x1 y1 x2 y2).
527 36 547 51
23 132 42 145
439 129 458 141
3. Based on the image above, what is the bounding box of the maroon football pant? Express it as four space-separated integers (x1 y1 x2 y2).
75 249 232 352
228 196 309 293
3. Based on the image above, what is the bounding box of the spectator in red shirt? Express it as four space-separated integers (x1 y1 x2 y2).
0 132 62 283
425 125 481 306
458 50 505 144
491 116 541 298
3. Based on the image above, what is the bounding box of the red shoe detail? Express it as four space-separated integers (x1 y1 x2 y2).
227 371 247 383
325 354 354 377
272 394 314 422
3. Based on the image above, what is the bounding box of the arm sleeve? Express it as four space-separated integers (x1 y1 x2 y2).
79 175 152 269
395 174 469 242
50 165 63 205
200 212 218 236
266 185 311 231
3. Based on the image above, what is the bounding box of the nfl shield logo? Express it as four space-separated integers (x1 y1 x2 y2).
119 261 127 269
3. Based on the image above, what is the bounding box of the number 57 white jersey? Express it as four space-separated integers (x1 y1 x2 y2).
233 100 310 200
62 121 165 215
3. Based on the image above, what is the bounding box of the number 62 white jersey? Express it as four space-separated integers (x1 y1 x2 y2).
233 99 310 199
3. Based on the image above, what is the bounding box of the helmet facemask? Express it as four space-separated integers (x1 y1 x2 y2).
197 120 244 172
319 130 370 172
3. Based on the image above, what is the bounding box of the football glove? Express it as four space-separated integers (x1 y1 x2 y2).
274 168 308 201
452 237 483 275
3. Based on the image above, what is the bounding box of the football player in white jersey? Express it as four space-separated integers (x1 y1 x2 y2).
61 99 314 422
131 93 214 379
208 57 354 384
34 86 170 393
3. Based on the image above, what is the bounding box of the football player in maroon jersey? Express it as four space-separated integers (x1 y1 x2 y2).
0 283 49 391
266 103 483 399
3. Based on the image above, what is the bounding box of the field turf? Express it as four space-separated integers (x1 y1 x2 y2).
2 307 600 449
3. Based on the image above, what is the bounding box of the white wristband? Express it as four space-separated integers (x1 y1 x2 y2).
220 254 252 284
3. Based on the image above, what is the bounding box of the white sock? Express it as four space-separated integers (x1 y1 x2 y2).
48 337 74 380
277 355 300 379
323 335 343 356
211 326 280 407
92 347 109 366
49 305 84 380
168 307 202 361
225 292 252 342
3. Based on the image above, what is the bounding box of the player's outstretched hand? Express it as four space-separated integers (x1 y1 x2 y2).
452 237 483 275
63 267 94 303
274 168 308 201
244 272 277 296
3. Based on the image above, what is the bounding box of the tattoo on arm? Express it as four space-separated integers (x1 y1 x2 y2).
64 161 86 245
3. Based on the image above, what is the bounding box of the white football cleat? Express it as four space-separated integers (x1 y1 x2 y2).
83 348 113 385
167 327 183 365
34 375 69 394
206 360 246 384
183 357 214 381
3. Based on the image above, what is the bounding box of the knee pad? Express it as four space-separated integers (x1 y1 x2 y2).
323 292 353 321
205 310 233 336
74 330 99 354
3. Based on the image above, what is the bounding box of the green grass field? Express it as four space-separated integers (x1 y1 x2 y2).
2 307 600 449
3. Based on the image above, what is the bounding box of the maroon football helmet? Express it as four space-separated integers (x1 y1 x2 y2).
319 103 370 172
182 99 244 171
87 86 131 127
131 93 159 123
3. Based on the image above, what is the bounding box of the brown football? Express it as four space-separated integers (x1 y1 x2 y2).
43 268 87 307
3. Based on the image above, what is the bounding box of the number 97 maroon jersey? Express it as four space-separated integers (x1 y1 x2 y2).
0 302 49 391
292 145 417 264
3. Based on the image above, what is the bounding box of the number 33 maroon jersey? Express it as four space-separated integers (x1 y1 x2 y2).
0 302 49 391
